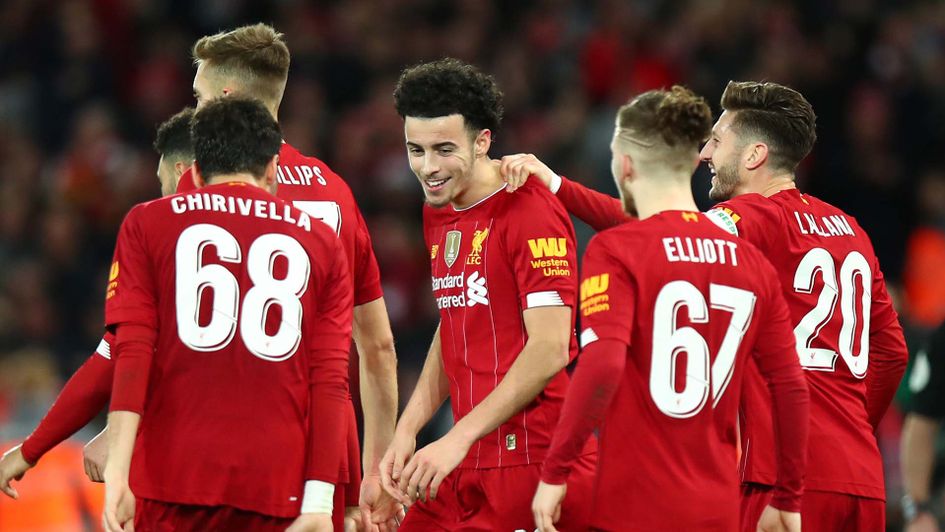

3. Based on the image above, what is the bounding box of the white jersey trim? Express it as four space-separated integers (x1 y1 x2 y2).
580 328 599 348
95 337 112 360
525 291 565 309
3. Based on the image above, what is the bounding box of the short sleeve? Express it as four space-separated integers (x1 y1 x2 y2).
578 234 636 348
104 206 158 330
706 195 776 251
353 209 384 306
908 324 945 418
503 192 578 310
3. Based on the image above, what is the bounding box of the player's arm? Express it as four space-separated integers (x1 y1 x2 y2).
399 307 572 502
302 238 354 522
900 414 941 528
864 265 908 429
381 324 449 502
750 272 811 514
353 298 397 472
0 340 115 497
351 212 398 476
500 153 631 231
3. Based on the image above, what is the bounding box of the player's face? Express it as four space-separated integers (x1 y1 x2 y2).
157 155 178 197
404 114 478 208
700 111 743 201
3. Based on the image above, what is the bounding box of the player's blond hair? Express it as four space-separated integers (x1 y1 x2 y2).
614 86 712 175
192 23 290 106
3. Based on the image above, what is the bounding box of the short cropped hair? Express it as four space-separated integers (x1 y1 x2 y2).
153 107 195 159
191 98 282 180
393 58 504 133
192 24 290 105
720 81 817 172
617 85 713 150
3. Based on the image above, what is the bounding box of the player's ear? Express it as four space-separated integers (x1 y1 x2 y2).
192 162 206 188
263 155 278 187
621 153 635 183
474 129 492 158
744 142 768 171
174 161 190 178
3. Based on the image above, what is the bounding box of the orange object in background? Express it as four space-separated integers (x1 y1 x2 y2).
903 227 945 327
0 440 103 532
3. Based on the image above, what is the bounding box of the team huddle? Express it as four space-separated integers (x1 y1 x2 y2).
0 22 908 532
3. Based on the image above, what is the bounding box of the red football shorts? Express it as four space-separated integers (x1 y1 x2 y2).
400 452 596 531
135 499 294 532
740 484 885 532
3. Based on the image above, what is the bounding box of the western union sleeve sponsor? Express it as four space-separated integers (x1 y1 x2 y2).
527 237 567 259
580 274 610 316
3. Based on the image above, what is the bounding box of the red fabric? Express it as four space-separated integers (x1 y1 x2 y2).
543 211 808 530
135 498 294 532
712 190 908 500
400 455 595 531
556 176 630 231
177 143 384 306
21 335 115 464
741 485 885 532
423 180 586 469
105 183 352 517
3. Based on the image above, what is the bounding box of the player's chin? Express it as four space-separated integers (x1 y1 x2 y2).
423 191 451 209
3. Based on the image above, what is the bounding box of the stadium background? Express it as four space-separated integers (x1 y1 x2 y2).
0 0 943 529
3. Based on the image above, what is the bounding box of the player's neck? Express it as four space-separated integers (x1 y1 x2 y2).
203 173 264 189
451 158 506 209
758 174 797 197
629 180 698 220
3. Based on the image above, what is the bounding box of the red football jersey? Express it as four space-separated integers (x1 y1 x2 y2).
706 189 907 499
423 180 589 469
559 211 807 531
105 182 353 517
178 143 383 306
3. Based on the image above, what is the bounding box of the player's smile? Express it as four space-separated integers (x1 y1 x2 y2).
424 176 452 191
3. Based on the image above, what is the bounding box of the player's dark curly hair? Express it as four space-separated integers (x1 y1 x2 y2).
721 81 817 172
393 58 504 133
617 85 712 149
191 98 282 181
153 107 195 159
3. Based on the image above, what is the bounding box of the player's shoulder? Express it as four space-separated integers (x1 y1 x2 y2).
705 193 782 237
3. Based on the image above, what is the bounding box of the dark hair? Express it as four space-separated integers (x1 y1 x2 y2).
193 24 290 104
721 81 817 172
617 85 712 148
393 58 504 133
191 98 282 180
153 107 195 158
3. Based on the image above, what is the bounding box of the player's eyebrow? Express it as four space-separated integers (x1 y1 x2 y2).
406 141 458 149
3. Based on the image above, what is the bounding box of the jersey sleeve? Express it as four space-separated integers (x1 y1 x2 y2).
304 235 354 482
556 176 632 231
750 266 811 512
104 206 158 330
705 196 776 249
864 255 908 427
21 335 115 464
578 234 636 348
353 208 384 306
503 192 578 310
105 207 159 414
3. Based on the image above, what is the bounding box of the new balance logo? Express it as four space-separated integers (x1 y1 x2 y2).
466 271 489 306
527 237 567 259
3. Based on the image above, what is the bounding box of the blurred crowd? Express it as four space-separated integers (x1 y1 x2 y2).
0 0 943 529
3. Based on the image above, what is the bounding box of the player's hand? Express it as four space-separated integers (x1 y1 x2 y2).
344 505 360 531
756 505 801 532
0 444 32 499
380 430 416 505
905 512 940 532
102 474 135 532
398 431 468 504
360 473 405 530
83 427 109 483
499 153 557 193
285 513 333 532
532 480 566 532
